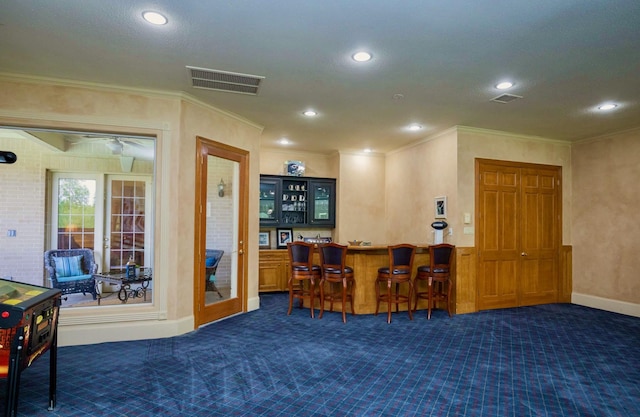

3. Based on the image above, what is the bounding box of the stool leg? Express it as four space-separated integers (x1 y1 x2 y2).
319 278 325 319
309 278 315 318
287 279 294 315
407 281 414 321
446 278 452 317
427 277 433 320
395 282 400 313
375 278 381 316
387 279 392 324
342 278 347 323
350 279 356 316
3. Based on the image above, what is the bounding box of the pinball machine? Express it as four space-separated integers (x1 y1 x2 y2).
0 279 61 417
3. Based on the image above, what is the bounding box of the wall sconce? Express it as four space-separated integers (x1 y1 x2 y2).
218 178 225 197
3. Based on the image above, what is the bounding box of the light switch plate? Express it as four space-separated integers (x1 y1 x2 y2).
463 227 474 235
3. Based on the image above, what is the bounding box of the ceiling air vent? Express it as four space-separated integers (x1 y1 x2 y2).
186 66 265 95
491 93 523 104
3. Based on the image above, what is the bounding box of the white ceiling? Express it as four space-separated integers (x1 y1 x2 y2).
1 0 639 154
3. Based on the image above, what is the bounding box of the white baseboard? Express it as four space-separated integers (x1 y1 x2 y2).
58 315 194 347
247 295 260 312
59 296 263 347
572 292 640 318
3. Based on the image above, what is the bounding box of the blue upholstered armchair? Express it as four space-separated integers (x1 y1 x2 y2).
44 249 98 300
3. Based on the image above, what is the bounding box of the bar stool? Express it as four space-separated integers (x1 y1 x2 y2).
287 241 321 318
414 244 455 319
318 243 355 323
375 244 416 323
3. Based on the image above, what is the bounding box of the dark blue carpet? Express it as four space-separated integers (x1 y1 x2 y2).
3 293 639 416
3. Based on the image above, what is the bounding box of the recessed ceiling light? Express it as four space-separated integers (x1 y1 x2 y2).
278 138 290 145
142 11 168 25
352 51 372 62
302 110 317 117
598 103 618 111
363 148 373 153
407 124 423 131
496 81 514 90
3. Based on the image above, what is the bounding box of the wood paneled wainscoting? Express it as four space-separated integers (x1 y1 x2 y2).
560 245 572 303
453 246 572 314
453 247 477 314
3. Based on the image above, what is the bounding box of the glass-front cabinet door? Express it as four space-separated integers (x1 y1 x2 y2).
259 178 280 226
309 179 336 227
281 178 308 226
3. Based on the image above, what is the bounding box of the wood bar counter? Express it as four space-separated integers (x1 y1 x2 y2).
259 244 436 315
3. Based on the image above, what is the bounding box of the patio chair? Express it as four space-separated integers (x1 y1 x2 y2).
205 249 224 297
44 248 98 300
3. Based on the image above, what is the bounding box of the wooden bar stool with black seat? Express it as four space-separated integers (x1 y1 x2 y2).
375 244 416 323
318 243 355 323
414 243 455 319
287 241 321 318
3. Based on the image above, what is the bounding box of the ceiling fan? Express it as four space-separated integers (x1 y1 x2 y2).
75 135 149 155
64 134 155 171
66 134 154 160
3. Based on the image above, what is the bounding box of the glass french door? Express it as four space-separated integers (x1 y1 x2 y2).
195 137 248 326
105 177 152 270
51 173 103 254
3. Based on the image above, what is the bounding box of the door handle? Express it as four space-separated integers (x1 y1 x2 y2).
521 252 528 256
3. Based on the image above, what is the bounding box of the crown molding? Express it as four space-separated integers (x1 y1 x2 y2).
456 125 572 146
0 72 263 131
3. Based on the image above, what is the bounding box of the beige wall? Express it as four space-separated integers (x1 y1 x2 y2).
571 129 640 310
259 147 337 178
0 76 263 345
385 129 458 245
336 152 387 245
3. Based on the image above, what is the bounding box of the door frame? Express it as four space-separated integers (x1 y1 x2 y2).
193 136 249 327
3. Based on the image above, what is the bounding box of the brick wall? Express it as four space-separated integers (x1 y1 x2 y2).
205 157 234 289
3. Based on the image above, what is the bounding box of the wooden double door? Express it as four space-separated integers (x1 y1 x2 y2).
476 159 562 310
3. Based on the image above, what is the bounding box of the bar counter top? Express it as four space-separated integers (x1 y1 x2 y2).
343 243 429 251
